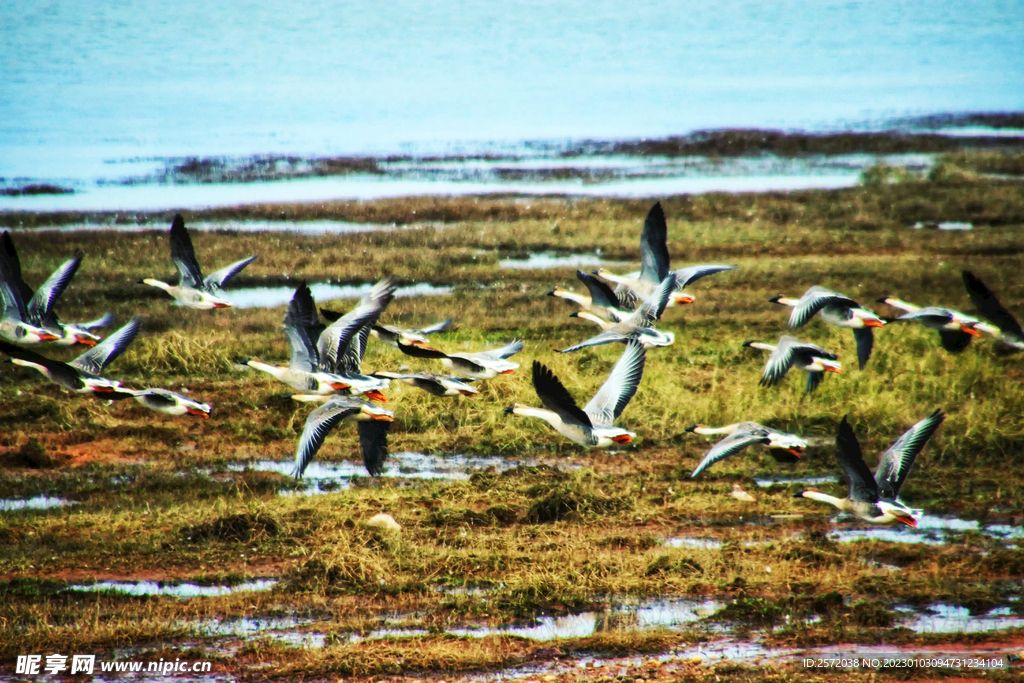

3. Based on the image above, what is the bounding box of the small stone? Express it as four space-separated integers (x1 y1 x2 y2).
365 513 401 532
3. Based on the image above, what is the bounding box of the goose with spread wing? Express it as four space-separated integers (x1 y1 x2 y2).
396 338 523 379
876 296 982 353
795 410 944 527
962 270 1024 353
593 202 734 308
505 340 645 447
0 318 142 398
770 286 885 369
744 335 842 394
140 214 256 309
0 231 113 346
292 395 394 478
559 273 678 353
685 422 809 478
127 388 212 418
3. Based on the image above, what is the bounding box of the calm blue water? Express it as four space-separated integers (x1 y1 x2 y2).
2 0 1023 207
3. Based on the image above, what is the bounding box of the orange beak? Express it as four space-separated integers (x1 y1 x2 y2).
499 369 515 375
864 319 886 328
213 302 232 309
672 294 695 305
365 390 387 402
961 325 983 337
824 366 842 374
187 407 210 419
611 434 633 445
75 336 98 347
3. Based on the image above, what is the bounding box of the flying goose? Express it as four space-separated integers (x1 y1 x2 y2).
744 335 842 394
140 214 256 309
369 319 454 347
0 318 142 397
0 232 113 346
794 410 944 527
685 422 809 477
593 202 734 308
770 286 885 369
373 372 478 397
876 297 981 353
962 270 1024 353
548 270 632 322
559 273 678 353
127 388 212 418
396 338 523 379
292 395 394 478
242 280 393 400
505 340 645 448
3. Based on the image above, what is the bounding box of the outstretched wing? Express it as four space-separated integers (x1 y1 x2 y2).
169 214 205 288
632 273 679 326
690 427 770 478
963 270 1023 338
0 231 34 305
318 278 395 374
874 409 944 500
759 337 797 387
673 264 735 290
835 416 880 504
583 341 646 426
480 339 525 360
559 330 626 354
283 283 321 371
357 420 391 476
28 251 83 322
638 202 670 284
853 328 874 370
205 255 257 291
291 398 362 478
70 318 142 375
789 286 858 329
531 361 592 428
576 270 622 311
938 329 973 353
416 318 454 335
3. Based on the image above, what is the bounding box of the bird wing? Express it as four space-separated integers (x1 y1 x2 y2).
204 255 257 292
874 409 944 500
169 214 205 288
70 318 142 374
576 270 622 311
283 286 321 371
638 202 670 284
938 329 973 353
531 361 592 428
77 312 116 331
583 340 646 426
632 272 679 326
789 286 858 329
27 251 83 322
396 340 450 360
963 270 1023 338
673 264 735 289
690 427 770 478
477 339 525 360
804 370 825 394
416 318 454 335
559 330 626 354
759 338 797 387
853 328 874 370
291 398 363 478
357 419 391 476
834 416 880 504
318 278 395 374
0 231 35 305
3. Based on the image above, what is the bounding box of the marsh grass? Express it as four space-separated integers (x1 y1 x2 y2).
1 178 1023 679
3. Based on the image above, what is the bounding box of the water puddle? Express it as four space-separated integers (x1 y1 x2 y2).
754 475 839 488
830 514 1024 545
225 282 452 309
66 579 277 598
899 604 1024 633
0 496 75 512
913 221 973 230
498 252 615 270
663 537 723 549
231 451 533 495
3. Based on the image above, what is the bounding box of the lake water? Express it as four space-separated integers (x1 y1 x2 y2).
2 0 1023 209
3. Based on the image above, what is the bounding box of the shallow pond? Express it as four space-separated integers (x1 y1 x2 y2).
0 496 75 512
67 579 277 599
225 282 452 309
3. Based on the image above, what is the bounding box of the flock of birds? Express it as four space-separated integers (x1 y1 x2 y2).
2 203 1022 529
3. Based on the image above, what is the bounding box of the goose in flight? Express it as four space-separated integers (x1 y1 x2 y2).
593 202 734 308
292 395 394 478
396 338 523 379
876 297 981 353
770 286 885 369
127 388 212 418
962 270 1024 353
0 231 113 346
559 273 678 353
0 318 142 398
370 319 453 347
373 371 478 397
140 214 256 309
794 409 944 527
685 422 809 477
242 280 392 400
744 335 842 394
548 270 632 322
505 340 645 448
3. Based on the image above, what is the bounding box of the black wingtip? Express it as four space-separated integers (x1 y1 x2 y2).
683 424 697 433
